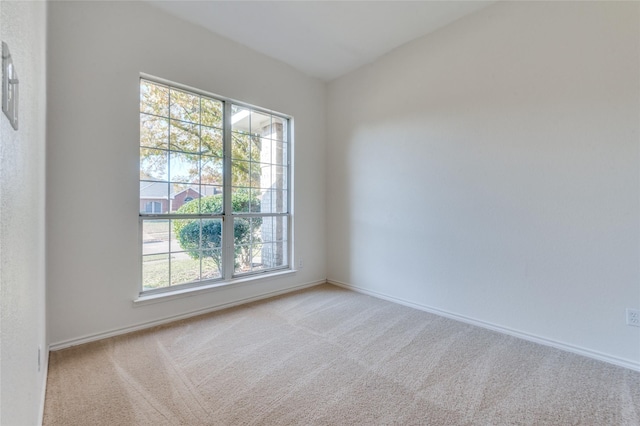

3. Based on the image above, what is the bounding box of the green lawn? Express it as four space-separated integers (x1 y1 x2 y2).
142 254 221 290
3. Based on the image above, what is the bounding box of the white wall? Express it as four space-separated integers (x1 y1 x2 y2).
327 1 640 368
47 1 326 346
0 0 48 424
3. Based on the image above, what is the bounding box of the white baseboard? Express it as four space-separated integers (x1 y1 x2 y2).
328 279 640 373
38 347 49 426
50 280 325 351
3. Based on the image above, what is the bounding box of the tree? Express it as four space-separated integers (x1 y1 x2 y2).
173 190 262 273
139 80 260 189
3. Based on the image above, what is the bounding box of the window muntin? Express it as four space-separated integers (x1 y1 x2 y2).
139 78 290 294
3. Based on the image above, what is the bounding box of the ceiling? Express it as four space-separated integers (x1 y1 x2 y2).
147 1 496 81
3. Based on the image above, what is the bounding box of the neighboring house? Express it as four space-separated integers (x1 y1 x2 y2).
140 182 220 213
172 187 203 211
140 181 171 214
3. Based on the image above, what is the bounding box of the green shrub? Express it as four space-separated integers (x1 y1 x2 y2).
173 189 261 273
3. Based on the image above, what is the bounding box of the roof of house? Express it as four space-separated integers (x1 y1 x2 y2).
140 182 220 199
140 181 172 200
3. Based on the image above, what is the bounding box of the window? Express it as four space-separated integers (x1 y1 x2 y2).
139 77 291 294
145 201 162 214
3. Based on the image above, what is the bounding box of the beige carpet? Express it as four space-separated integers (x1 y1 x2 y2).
44 284 640 425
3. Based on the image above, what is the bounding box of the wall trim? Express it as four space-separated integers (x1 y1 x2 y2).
50 280 325 351
38 347 49 426
49 277 639 371
328 279 640 373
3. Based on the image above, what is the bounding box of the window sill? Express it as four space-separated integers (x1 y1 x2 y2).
133 269 298 307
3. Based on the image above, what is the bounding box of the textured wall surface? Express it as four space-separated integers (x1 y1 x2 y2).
327 1 640 367
0 1 48 424
47 1 326 345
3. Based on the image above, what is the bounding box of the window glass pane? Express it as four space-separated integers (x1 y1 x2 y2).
250 189 264 213
272 191 289 213
249 163 263 189
170 89 200 123
140 181 168 214
169 152 199 184
275 165 288 191
201 126 223 157
231 133 260 164
250 217 263 243
275 190 288 213
259 190 273 213
258 138 272 164
231 188 254 213
250 163 287 192
233 227 285 274
271 241 287 268
231 132 251 160
140 80 169 116
201 156 223 186
202 252 223 280
171 256 201 286
171 183 196 213
250 136 262 163
200 184 221 198
234 216 260 274
234 217 288 274
201 98 222 128
142 220 170 255
142 201 163 214
234 242 263 275
140 114 168 149
255 216 286 243
249 243 265 272
169 120 200 153
272 116 287 141
201 219 223 249
259 216 288 268
255 138 288 165
171 218 186 252
173 218 200 253
259 217 274 243
272 141 288 166
234 245 250 274
142 253 169 290
140 148 168 181
232 160 250 189
233 218 250 246
259 163 273 190
231 105 250 134
257 243 276 271
272 215 288 243
257 190 288 213
171 218 223 267
199 189 223 214
251 111 271 136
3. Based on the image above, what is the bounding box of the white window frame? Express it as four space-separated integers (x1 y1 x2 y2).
139 75 293 296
